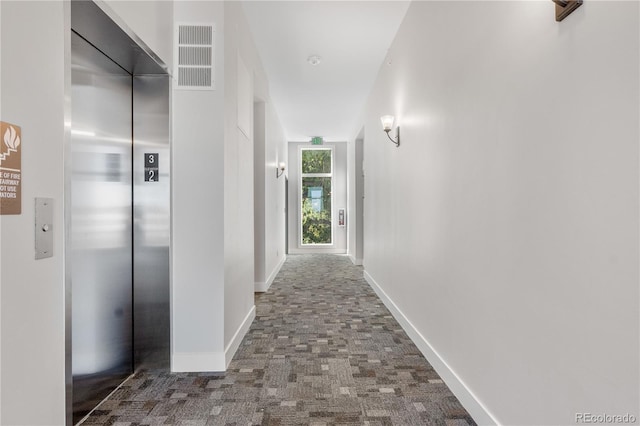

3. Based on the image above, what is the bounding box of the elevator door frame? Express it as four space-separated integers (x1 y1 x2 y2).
70 32 134 423
66 1 171 424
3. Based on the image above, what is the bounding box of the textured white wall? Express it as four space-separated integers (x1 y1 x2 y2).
363 2 639 425
172 0 226 371
0 2 67 423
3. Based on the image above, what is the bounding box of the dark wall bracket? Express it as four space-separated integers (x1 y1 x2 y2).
553 0 583 22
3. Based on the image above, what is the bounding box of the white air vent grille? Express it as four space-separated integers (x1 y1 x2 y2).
176 24 215 90
179 25 213 45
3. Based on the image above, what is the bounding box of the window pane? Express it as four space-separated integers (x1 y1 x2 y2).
301 176 332 244
302 149 331 174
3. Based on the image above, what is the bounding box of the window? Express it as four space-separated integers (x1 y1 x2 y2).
300 148 332 245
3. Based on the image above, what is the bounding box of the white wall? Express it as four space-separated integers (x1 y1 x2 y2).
254 100 287 293
262 102 287 284
223 1 278 364
362 2 639 425
354 137 364 264
171 0 284 372
347 137 355 261
172 0 227 371
287 141 348 254
347 131 364 266
254 102 267 286
0 2 67 423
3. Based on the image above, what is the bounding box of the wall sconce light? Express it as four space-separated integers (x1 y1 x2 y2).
276 162 286 178
380 115 400 147
552 0 582 22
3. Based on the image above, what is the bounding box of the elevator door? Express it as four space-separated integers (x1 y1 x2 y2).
71 32 133 423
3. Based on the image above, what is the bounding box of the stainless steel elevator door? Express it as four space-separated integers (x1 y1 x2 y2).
71 32 133 423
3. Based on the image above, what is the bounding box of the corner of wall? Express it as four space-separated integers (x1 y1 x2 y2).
171 0 227 376
255 254 286 293
1 2 67 423
363 270 499 426
171 352 226 373
224 305 256 367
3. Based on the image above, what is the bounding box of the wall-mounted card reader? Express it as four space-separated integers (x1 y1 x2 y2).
338 208 345 227
35 197 53 259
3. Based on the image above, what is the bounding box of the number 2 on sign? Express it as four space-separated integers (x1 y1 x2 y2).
147 170 155 181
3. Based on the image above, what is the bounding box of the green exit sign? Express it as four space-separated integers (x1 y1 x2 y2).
311 136 323 145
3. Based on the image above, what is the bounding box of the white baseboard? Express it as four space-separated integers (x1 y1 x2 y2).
171 305 256 373
172 351 225 373
255 255 286 292
348 254 363 266
363 270 500 426
225 305 256 367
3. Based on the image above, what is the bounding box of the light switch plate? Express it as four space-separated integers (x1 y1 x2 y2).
35 197 53 259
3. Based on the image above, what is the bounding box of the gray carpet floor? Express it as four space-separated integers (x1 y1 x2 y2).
81 254 476 425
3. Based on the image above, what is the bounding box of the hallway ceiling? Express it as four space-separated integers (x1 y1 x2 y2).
241 1 410 142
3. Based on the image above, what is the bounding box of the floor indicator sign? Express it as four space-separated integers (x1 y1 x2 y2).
144 153 159 182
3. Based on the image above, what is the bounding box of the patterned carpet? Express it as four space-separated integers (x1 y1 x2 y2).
81 254 476 425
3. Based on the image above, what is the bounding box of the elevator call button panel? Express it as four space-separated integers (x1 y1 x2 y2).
35 197 53 259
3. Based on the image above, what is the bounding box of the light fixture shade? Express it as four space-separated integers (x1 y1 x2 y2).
380 115 394 131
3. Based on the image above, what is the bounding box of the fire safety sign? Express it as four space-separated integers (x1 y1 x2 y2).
0 122 22 215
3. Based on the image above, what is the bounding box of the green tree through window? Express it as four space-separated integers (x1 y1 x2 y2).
302 149 331 174
301 149 332 244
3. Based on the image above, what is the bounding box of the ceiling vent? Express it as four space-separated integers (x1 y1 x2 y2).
175 24 215 90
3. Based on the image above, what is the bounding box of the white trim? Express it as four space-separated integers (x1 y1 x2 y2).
363 270 500 426
171 305 256 372
225 305 256 367
348 254 363 266
255 255 286 292
172 351 225 372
